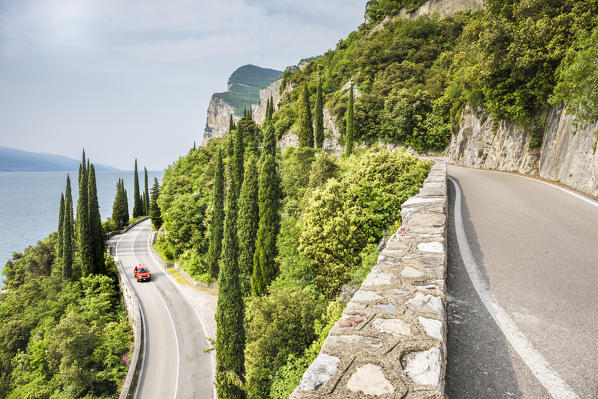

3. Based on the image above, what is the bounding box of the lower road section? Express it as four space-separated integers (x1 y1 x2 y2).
446 166 598 398
110 220 214 399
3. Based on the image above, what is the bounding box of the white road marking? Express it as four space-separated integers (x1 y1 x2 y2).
448 176 579 399
144 224 217 399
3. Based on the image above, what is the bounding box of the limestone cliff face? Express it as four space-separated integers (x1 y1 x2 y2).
369 0 484 34
251 79 283 125
446 107 598 197
203 96 240 143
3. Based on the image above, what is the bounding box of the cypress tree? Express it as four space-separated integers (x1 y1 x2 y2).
215 164 245 399
112 179 129 229
251 123 281 296
88 164 105 274
237 154 259 296
76 151 93 277
232 120 244 199
315 76 325 149
62 175 74 280
297 84 314 148
143 167 150 215
133 159 143 218
57 193 65 260
207 149 225 279
228 116 236 159
149 177 163 230
122 182 130 224
345 84 355 156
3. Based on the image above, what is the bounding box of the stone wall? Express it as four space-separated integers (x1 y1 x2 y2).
446 107 598 197
291 160 448 398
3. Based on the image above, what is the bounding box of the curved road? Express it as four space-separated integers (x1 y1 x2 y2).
110 220 214 399
446 165 598 398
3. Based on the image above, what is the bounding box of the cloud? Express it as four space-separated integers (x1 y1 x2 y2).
0 0 365 169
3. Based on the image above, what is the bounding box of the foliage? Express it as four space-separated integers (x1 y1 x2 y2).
245 287 326 399
149 177 163 230
238 154 259 296
132 159 143 219
297 84 314 148
207 149 225 278
365 0 428 23
88 165 106 275
62 175 74 281
299 147 429 297
345 84 355 156
143 167 150 216
314 77 325 148
112 179 129 230
251 124 282 296
76 152 92 277
215 164 246 399
0 238 131 398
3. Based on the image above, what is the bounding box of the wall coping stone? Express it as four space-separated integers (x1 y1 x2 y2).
291 159 448 399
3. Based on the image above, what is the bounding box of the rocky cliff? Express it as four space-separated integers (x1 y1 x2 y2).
203 65 282 143
251 79 283 125
446 107 598 197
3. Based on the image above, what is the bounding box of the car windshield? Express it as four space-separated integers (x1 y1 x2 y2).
138 268 149 273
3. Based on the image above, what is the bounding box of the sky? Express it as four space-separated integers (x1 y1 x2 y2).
0 0 365 170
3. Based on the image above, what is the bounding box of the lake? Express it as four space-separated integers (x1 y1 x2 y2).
0 170 163 271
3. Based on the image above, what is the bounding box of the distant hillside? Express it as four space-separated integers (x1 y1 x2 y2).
203 65 283 142
0 146 118 172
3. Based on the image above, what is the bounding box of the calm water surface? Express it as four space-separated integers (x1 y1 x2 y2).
0 171 163 271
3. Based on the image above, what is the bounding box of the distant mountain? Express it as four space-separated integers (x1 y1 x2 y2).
0 146 118 172
204 65 283 142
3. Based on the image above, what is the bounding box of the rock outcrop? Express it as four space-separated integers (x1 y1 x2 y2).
251 79 283 125
446 107 598 197
369 0 484 34
202 65 282 144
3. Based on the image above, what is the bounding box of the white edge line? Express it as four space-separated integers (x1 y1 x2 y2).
144 223 218 399
448 176 579 399
124 225 181 399
114 233 147 399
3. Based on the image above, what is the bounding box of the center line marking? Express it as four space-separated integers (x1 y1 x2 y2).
449 176 578 399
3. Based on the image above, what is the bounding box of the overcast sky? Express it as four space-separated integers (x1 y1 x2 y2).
0 0 364 170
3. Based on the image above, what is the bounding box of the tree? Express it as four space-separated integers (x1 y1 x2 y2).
149 177 163 230
112 180 129 230
57 193 65 260
215 164 246 399
345 84 355 156
76 151 93 277
62 175 74 280
232 121 245 200
237 154 259 296
88 164 105 275
251 123 281 296
228 115 236 158
297 84 314 147
314 76 324 149
143 167 150 215
265 97 274 124
207 149 225 279
132 160 143 218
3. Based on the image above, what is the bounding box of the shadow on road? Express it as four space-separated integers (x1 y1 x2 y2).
445 177 522 398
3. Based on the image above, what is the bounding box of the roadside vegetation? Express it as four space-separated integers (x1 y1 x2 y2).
0 152 132 398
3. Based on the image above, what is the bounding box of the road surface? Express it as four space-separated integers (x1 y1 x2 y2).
445 165 598 398
110 220 214 399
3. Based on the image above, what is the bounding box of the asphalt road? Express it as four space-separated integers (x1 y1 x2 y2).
110 220 214 399
446 166 598 399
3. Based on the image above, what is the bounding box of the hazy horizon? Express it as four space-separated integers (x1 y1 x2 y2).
0 0 364 170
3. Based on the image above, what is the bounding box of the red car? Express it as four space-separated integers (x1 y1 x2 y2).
134 265 151 282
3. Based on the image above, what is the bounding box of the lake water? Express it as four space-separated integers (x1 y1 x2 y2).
0 171 163 271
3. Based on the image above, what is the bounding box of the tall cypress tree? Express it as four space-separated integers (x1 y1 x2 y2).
76 151 93 277
143 167 150 215
88 164 105 274
228 116 236 159
232 120 244 200
62 175 74 281
207 149 225 279
237 154 259 296
251 123 281 296
345 84 355 156
149 177 163 230
57 193 65 260
297 84 314 148
315 76 325 149
215 164 245 399
112 179 129 229
133 159 143 218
